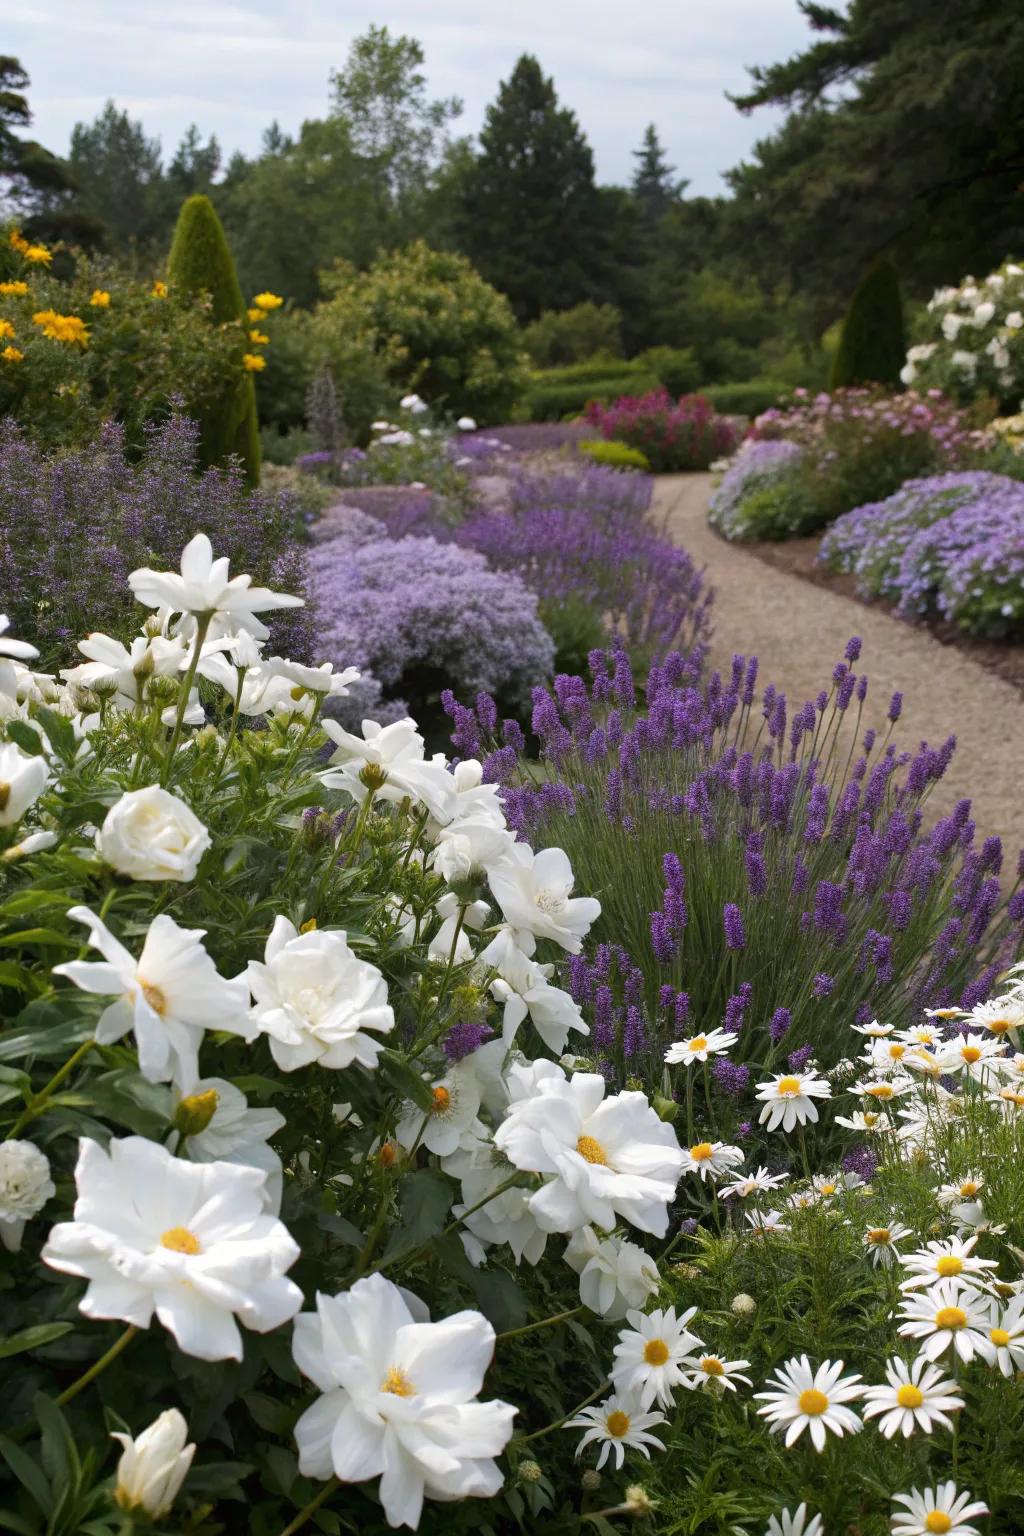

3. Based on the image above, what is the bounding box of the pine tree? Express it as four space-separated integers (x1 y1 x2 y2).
631 124 686 225
167 194 261 484
830 258 905 390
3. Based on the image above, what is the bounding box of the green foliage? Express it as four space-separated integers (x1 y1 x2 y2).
526 367 660 422
638 344 702 397
703 378 792 417
830 258 905 389
522 302 623 367
631 122 686 226
576 439 650 471
167 194 260 483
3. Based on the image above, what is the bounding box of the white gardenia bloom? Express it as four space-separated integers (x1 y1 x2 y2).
0 614 38 660
481 929 589 1055
321 717 457 823
54 906 253 1088
754 1356 863 1451
61 631 188 710
720 1166 787 1200
395 1064 482 1157
611 1305 704 1408
664 1027 738 1065
486 844 601 956
172 1077 285 1212
891 1482 989 1536
565 1391 666 1471
563 1226 660 1320
129 533 304 621
679 1140 744 1182
861 1356 963 1439
754 1070 832 1133
112 1409 195 1519
292 1274 515 1531
493 1068 685 1237
937 1031 1006 1081
764 1504 823 1536
0 1139 55 1251
863 1221 913 1267
897 1280 994 1363
0 741 49 827
97 786 211 882
42 1136 301 1360
246 915 395 1072
898 1234 999 1292
432 817 514 885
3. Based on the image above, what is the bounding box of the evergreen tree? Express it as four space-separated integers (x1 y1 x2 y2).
0 57 84 241
830 258 905 389
457 55 605 320
167 194 260 484
631 124 686 225
67 102 167 252
167 125 221 204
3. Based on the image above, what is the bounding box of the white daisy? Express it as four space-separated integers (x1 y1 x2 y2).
861 1357 963 1438
937 1032 1006 1082
898 1234 999 1292
755 1355 863 1451
966 995 1024 1044
863 1222 913 1268
812 1171 862 1200
849 1076 914 1103
923 1007 964 1022
937 1175 984 1207
985 1295 1024 1376
682 1353 751 1392
852 1019 893 1037
720 1166 787 1200
755 1071 832 1133
835 1109 891 1134
897 1281 993 1363
764 1506 823 1536
664 1028 738 1065
896 1024 943 1049
745 1209 788 1235
565 1393 666 1472
864 1037 914 1072
890 1482 988 1536
611 1305 704 1409
679 1140 744 1182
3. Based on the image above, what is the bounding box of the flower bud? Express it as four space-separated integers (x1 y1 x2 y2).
518 1460 542 1484
653 1094 679 1123
581 1469 602 1491
112 1408 195 1519
730 1292 756 1316
358 761 389 793
173 1088 219 1138
377 1140 399 1168
624 1485 657 1516
132 649 156 680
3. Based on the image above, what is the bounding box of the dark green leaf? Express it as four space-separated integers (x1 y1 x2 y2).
32 706 76 764
0 929 78 951
381 1170 452 1261
0 1435 54 1516
377 1050 434 1113
34 1394 78 1491
0 1323 73 1359
4 721 44 757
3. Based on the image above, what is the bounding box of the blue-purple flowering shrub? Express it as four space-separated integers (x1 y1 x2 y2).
708 437 812 541
821 472 1024 639
450 639 1023 1165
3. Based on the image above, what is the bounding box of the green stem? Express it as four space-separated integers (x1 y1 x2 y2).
162 610 212 781
497 1305 585 1343
6 1037 97 1140
512 1380 609 1448
685 1068 695 1147
55 1324 138 1408
276 1479 341 1536
209 665 247 791
797 1123 812 1182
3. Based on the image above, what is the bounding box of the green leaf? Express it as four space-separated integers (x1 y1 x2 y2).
377 1049 434 1113
381 1170 452 1262
181 1459 255 1502
0 961 40 996
0 929 79 951
0 1004 92 1063
0 1435 54 1516
4 721 44 757
34 1394 79 1492
32 706 76 764
0 1323 73 1359
0 1512 40 1535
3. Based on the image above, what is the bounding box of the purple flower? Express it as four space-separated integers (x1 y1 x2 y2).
724 983 753 1034
812 973 835 998
723 903 746 951
713 1058 750 1098
787 1044 814 1071
442 1020 494 1062
769 1007 792 1043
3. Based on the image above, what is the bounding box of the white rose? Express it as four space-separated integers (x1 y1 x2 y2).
112 1409 196 1518
1006 311 1023 330
899 362 917 385
941 312 963 341
0 1139 55 1251
973 300 996 326
0 742 49 827
97 785 211 882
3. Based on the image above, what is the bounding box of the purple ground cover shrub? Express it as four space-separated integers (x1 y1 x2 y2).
822 471 1024 639
708 439 806 541
585 390 741 472
0 413 311 664
455 422 599 457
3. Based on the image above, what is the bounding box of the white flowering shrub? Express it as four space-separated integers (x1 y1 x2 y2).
0 541 1022 1534
902 260 1024 407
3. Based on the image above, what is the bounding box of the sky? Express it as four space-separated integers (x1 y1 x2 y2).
7 0 812 193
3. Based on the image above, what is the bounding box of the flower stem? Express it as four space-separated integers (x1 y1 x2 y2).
5 1037 97 1140
55 1324 138 1408
512 1380 609 1448
276 1479 341 1536
162 610 212 781
497 1305 585 1343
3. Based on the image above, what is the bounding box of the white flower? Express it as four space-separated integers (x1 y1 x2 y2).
97 786 211 882
1005 310 1023 329
448 1141 547 1265
61 631 189 710
863 1222 913 1267
375 429 414 446
891 1482 988 1536
54 906 252 1088
456 416 477 431
486 844 600 956
664 1027 738 1065
246 915 394 1072
682 1352 751 1392
493 1068 684 1237
941 312 964 340
897 1280 994 1363
951 348 979 374
745 1209 788 1235
481 929 588 1055
900 362 917 385
129 533 303 622
0 613 37 661
2 829 58 862
764 1505 823 1536
611 1305 704 1408
966 995 1024 1044
292 1274 515 1531
898 1234 999 1292
172 1077 285 1212
42 1136 301 1360
853 1019 894 1037
861 1356 963 1438
731 1292 756 1315
565 1392 666 1472
937 1031 1006 1081
985 1295 1024 1376
396 1065 482 1157
835 1109 891 1134
433 818 515 885
564 1226 660 1320
400 393 428 414
937 1175 983 1207
720 1166 787 1200
973 300 996 326
850 1075 914 1102
679 1140 744 1182
0 1139 55 1251
755 1356 863 1451
0 741 48 827
321 717 457 823
112 1409 195 1518
755 1070 831 1132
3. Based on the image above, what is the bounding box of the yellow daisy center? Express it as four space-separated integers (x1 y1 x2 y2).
990 1328 1011 1347
380 1366 415 1397
818 1182 837 1196
867 1228 891 1244
776 1076 802 1096
936 1255 963 1277
643 1338 670 1366
1001 1089 1024 1105
431 1085 451 1114
606 1410 630 1438
863 1112 880 1126
987 1017 1011 1034
576 1135 608 1165
140 981 167 1014
888 1043 906 1058
867 1084 894 1099
160 1226 201 1255
689 1142 714 1161
700 1357 724 1376
959 1181 979 1196
925 1515 952 1534
688 1036 708 1052
935 1306 968 1330
896 1384 924 1408
797 1388 829 1416
961 1045 982 1063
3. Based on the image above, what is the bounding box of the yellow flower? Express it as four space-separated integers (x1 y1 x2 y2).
247 306 266 323
1 345 23 363
31 309 89 346
242 352 266 371
151 280 168 299
0 319 14 339
90 289 111 307
252 291 283 310
0 281 28 297
249 328 269 344
8 230 29 254
24 244 52 265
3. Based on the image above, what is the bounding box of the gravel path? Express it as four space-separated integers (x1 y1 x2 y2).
654 473 1024 853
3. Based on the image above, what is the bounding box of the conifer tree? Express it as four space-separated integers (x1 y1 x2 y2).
830 258 905 390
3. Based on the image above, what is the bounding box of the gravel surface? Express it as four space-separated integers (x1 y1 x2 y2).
655 473 1024 853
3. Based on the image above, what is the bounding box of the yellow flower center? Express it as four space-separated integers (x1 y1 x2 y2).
867 1228 891 1244
818 1182 837 1196
936 1256 963 1277
935 1306 968 1330
643 1338 670 1366
576 1135 608 1165
688 1036 708 1052
925 1515 952 1534
431 1085 451 1114
1001 1089 1024 1105
140 981 167 1015
777 1076 802 1096
896 1384 924 1408
961 1046 982 1063
797 1388 829 1416
700 1357 724 1376
689 1142 714 1161
959 1181 979 1196
605 1410 630 1438
867 1084 894 1099
990 1328 1011 1347
988 1017 1011 1034
888 1043 906 1058
160 1226 201 1255
380 1366 415 1397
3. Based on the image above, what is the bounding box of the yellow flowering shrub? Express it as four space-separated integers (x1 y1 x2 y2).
252 290 284 310
90 289 111 307
242 351 266 371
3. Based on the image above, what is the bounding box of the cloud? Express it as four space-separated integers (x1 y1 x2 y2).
8 0 810 193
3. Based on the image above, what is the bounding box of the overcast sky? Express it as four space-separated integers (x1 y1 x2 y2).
8 1 812 193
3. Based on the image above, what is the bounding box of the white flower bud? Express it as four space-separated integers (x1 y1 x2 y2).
112 1408 195 1519
730 1292 756 1316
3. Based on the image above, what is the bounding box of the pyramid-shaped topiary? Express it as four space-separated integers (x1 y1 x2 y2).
830 258 906 391
167 194 260 484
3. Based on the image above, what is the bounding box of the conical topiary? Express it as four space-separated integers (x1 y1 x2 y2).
167 194 260 484
829 258 906 391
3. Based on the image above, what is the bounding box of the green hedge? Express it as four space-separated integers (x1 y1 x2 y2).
702 379 791 417
526 370 659 421
577 439 650 471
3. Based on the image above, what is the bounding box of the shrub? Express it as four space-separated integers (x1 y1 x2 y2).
525 368 659 421
522 301 623 366
822 471 1024 638
576 438 650 471
585 389 741 472
702 378 792 417
166 195 260 484
901 259 1024 409
708 438 814 540
829 258 906 390
637 344 702 398
252 304 318 435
